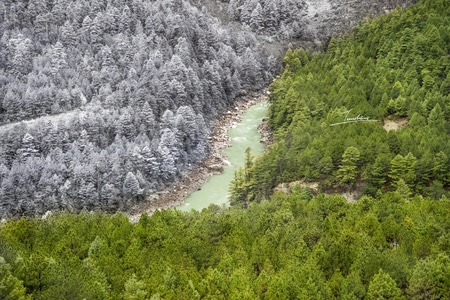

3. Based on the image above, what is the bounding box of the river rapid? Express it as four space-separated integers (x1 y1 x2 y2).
127 92 269 221
177 100 268 211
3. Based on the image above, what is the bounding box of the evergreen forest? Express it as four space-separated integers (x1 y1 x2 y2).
2 0 450 299
229 0 450 206
0 0 413 217
0 0 275 216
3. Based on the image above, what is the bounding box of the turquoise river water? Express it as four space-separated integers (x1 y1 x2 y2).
176 101 268 211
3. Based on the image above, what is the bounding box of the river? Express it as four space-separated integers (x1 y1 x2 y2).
176 100 268 211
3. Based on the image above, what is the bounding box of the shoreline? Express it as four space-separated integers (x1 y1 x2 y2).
127 90 270 222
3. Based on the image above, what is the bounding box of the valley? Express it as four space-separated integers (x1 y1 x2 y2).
1 1 449 299
0 0 415 217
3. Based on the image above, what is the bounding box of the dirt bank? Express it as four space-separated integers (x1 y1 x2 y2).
127 91 270 222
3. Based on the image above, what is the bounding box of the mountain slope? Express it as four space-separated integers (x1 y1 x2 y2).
229 0 450 205
0 0 274 216
0 0 415 217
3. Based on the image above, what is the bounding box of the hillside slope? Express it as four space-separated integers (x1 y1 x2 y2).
2 1 450 299
0 0 415 217
230 0 450 206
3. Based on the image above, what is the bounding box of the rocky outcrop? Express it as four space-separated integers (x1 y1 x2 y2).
274 181 319 194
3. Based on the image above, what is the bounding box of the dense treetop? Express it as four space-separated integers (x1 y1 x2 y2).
0 0 274 217
225 0 417 46
230 0 450 206
1 0 450 299
0 0 416 217
1 189 449 298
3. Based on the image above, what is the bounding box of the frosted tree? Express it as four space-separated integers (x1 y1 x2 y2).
109 162 125 193
141 146 160 184
34 12 54 43
51 0 68 26
160 109 175 130
59 179 74 211
51 42 68 77
90 0 106 14
119 5 133 35
105 4 120 35
157 128 179 181
118 110 136 140
157 145 177 182
241 47 262 87
239 0 255 24
168 78 188 106
0 177 16 217
99 183 115 212
263 1 279 31
17 133 40 161
174 37 194 65
140 102 157 138
27 0 47 20
7 33 34 77
0 164 9 186
250 3 264 32
227 0 240 20
90 14 105 53
80 16 93 46
175 105 200 162
123 171 141 203
78 179 99 211
192 114 209 160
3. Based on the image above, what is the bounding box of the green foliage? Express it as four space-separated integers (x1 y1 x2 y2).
366 269 405 300
229 147 257 207
0 257 29 300
337 146 361 184
123 274 148 300
407 254 450 299
231 0 450 204
2 1 450 299
0 193 449 298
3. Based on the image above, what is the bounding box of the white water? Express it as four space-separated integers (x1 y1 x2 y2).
176 101 268 211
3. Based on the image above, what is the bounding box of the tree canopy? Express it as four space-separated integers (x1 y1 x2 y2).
1 189 449 298
0 0 274 217
1 0 449 298
229 0 450 206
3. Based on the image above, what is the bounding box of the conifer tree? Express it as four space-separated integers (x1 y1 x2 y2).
123 171 140 201
337 146 360 185
366 269 404 300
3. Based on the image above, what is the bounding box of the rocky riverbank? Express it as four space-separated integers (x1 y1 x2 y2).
127 91 270 222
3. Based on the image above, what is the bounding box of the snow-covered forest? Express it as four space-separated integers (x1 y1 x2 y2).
0 0 415 217
225 0 417 46
0 0 277 216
